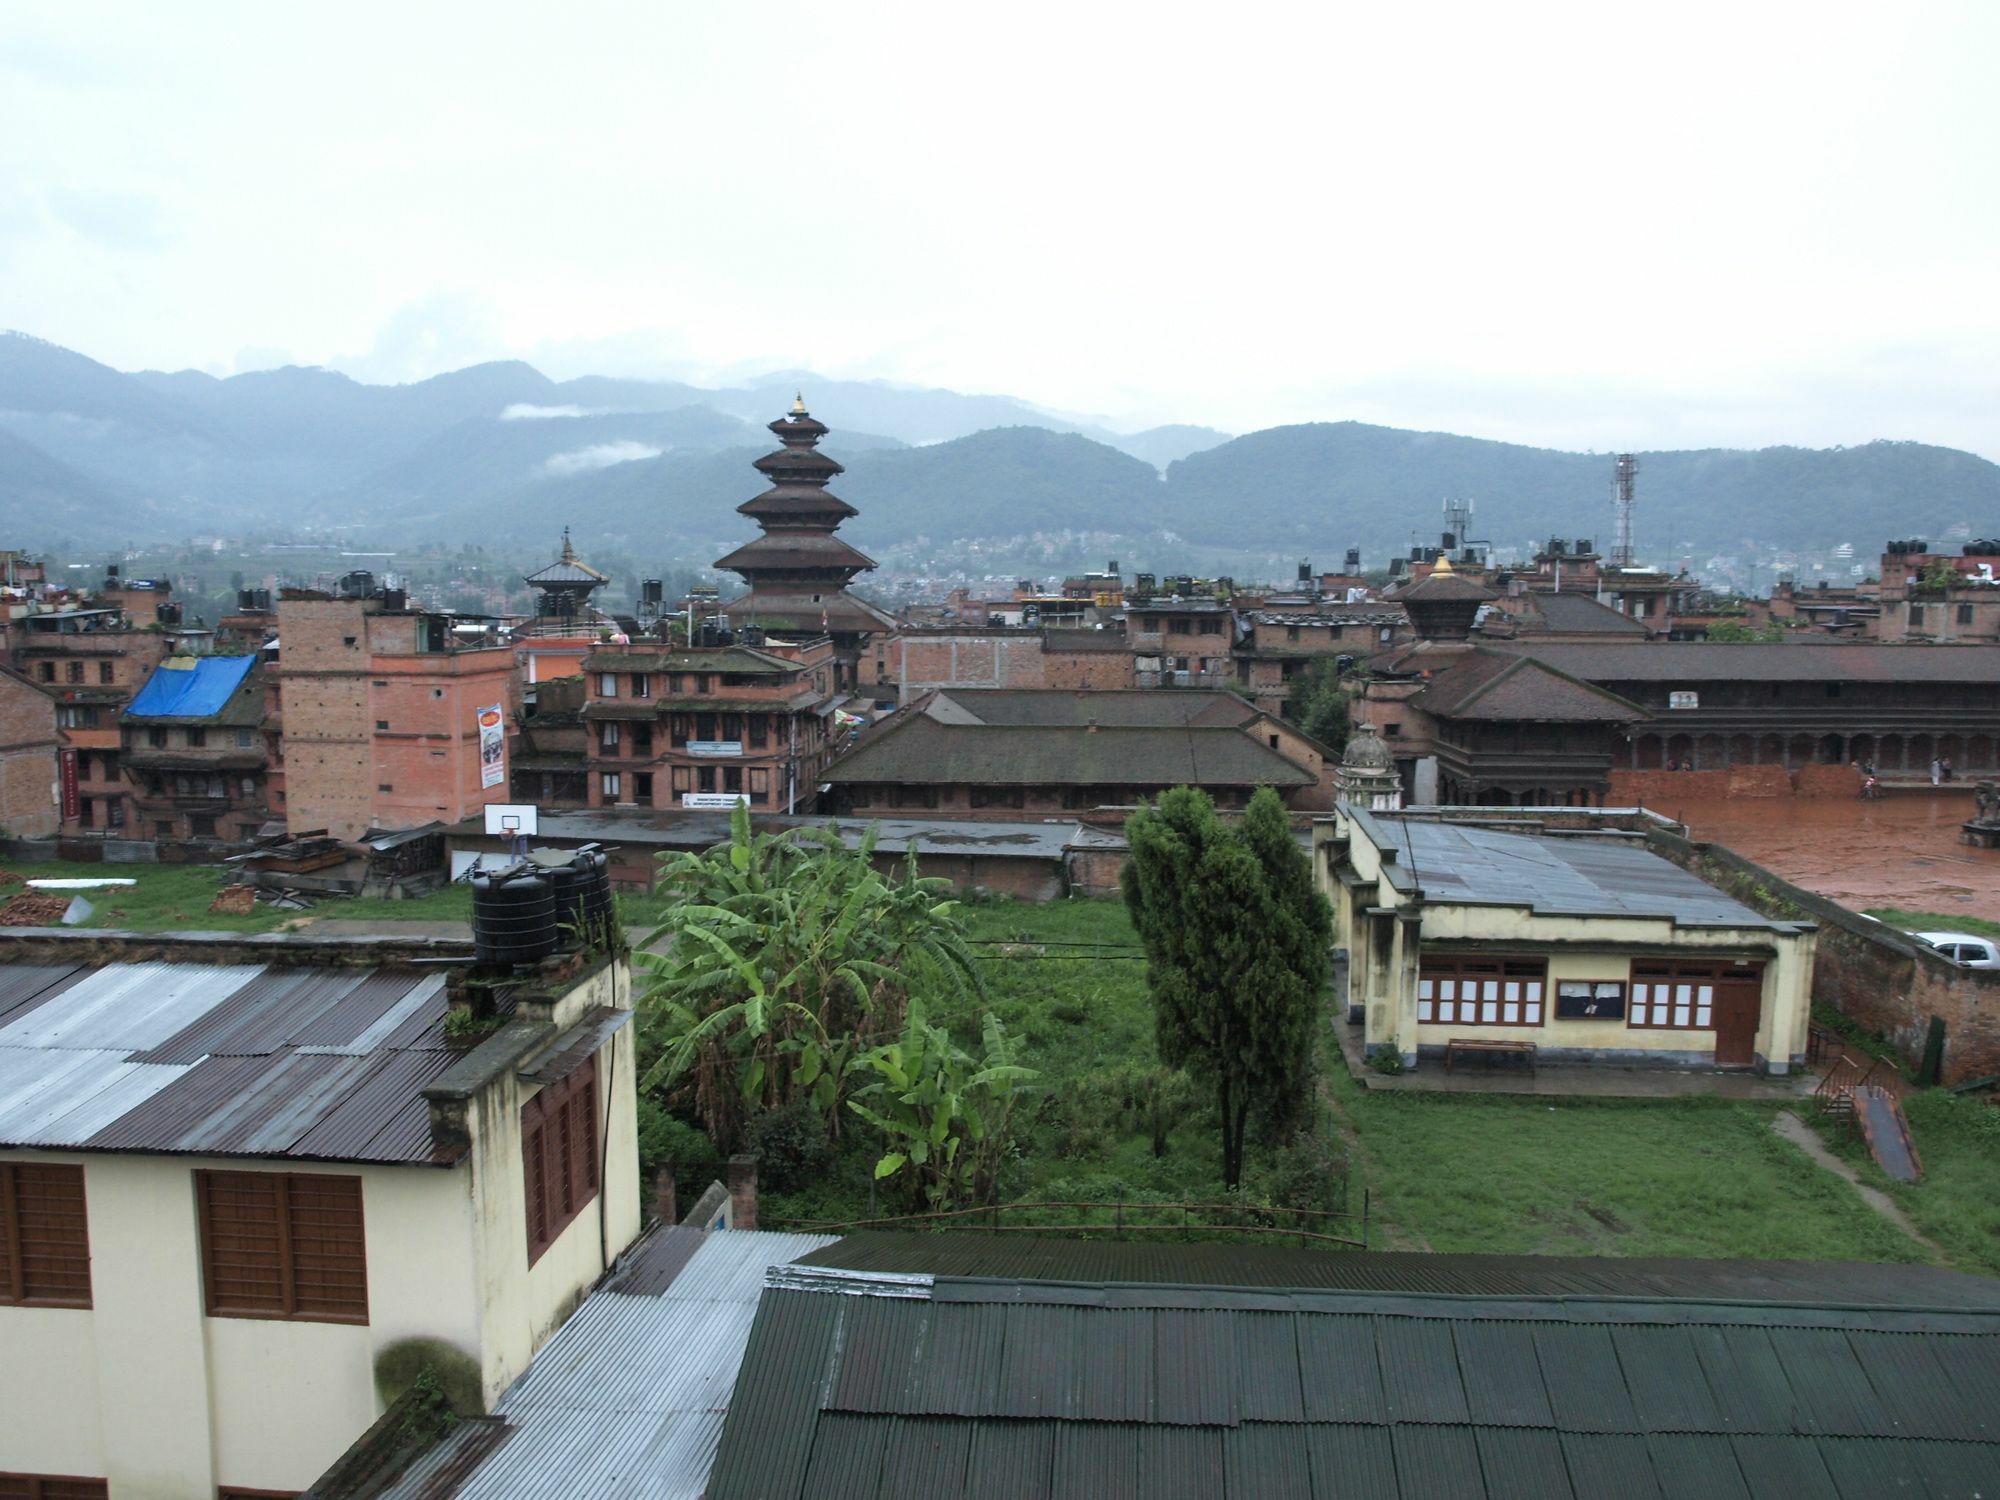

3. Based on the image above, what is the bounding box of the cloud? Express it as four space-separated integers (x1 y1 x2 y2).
502 403 588 421
540 441 662 476
44 186 170 251
334 293 505 385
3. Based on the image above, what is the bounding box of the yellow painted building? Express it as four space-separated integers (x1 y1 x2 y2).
0 937 641 1498
1316 808 1815 1073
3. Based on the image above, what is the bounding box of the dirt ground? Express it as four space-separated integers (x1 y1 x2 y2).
1654 789 2000 917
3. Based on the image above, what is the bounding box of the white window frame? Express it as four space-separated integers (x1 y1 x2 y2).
1417 959 1546 1027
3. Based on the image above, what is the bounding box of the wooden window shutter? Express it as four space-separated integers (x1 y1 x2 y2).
286 1175 367 1321
197 1170 366 1323
0 1476 111 1499
1 1163 92 1307
522 1052 603 1266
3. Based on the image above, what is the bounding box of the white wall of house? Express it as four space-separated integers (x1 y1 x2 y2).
0 962 641 1498
1319 812 1816 1072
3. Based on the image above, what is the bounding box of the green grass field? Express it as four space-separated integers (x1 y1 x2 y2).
0 857 692 934
10 859 1990 1274
773 896 1972 1269
1802 1090 2000 1278
1865 907 2000 941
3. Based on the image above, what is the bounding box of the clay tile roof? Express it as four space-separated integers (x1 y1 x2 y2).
824 712 1310 788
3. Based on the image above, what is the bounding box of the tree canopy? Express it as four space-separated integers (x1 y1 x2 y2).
1121 786 1332 1187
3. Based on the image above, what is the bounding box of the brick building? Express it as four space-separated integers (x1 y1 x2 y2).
1349 560 1645 807
821 688 1329 816
9 600 171 838
1126 598 1234 687
1874 539 2000 644
277 587 518 842
0 664 58 838
865 626 1133 703
580 632 839 813
1504 640 2000 776
1230 608 1407 718
510 673 589 807
120 653 275 845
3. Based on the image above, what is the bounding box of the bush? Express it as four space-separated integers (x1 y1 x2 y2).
1250 1128 1350 1216
637 1097 722 1194
744 1096 835 1193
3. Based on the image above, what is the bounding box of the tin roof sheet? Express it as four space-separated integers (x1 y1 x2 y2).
0 960 461 1164
373 1227 835 1500
1349 811 1794 928
701 1246 2000 1499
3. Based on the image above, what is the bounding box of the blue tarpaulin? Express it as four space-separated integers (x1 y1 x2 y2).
124 653 256 718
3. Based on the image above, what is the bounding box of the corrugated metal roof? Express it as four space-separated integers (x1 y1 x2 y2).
0 960 463 1164
372 1228 835 1500
701 1248 2000 1499
1350 811 1792 928
797 1236 2000 1306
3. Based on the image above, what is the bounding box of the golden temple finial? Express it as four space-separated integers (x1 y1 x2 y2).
560 526 577 563
791 392 807 416
1431 553 1455 575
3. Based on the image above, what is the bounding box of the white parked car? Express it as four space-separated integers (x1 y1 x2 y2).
1914 931 2000 968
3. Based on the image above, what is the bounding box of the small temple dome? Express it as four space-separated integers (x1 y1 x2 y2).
1342 723 1395 770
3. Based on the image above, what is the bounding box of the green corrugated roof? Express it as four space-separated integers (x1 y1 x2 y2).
705 1242 2000 1500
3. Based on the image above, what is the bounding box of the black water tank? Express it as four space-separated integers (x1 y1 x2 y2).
542 855 589 938
576 848 614 942
471 865 558 967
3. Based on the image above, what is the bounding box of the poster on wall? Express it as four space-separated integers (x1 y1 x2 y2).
477 704 506 789
58 748 79 820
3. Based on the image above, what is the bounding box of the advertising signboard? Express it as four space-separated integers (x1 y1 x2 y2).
477 704 506 788
682 792 750 809
686 741 744 757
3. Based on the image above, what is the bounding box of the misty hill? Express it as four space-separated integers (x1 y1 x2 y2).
4 332 2000 565
1119 424 1234 470
1162 423 2000 560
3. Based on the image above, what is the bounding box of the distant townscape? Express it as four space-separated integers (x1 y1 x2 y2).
3 393 1998 1499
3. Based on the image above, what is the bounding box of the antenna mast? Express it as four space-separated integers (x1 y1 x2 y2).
1610 454 1638 567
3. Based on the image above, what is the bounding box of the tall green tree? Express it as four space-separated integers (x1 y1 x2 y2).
1287 657 1352 754
1122 786 1332 1187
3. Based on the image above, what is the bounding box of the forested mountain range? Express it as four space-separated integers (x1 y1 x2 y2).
4 331 1997 569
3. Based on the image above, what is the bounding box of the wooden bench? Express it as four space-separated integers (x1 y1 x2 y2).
1444 1037 1537 1073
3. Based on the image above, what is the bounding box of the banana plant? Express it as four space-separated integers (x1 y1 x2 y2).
635 802 985 1151
847 1001 1037 1210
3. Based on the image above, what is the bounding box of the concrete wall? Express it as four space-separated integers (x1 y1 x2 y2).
1647 828 2000 1085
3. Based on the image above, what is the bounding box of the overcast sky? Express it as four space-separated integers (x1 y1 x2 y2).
3 2 1996 457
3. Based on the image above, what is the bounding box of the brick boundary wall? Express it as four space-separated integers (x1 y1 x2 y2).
1645 828 1999 1085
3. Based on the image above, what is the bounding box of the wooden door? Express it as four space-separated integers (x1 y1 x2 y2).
1712 976 1761 1066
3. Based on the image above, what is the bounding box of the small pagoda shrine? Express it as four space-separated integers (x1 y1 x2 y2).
524 528 609 625
714 398 893 676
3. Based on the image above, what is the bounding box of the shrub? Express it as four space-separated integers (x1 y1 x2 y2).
637 1098 722 1194
1251 1128 1350 1216
744 1095 835 1193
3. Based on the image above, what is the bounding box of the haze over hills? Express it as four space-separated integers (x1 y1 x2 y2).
4 331 1999 572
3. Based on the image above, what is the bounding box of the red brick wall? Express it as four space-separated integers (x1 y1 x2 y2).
1609 766 1791 802
1648 829 2000 1084
1042 648 1135 690
0 670 57 837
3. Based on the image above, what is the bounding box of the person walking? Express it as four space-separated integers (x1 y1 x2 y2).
1931 757 1943 786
